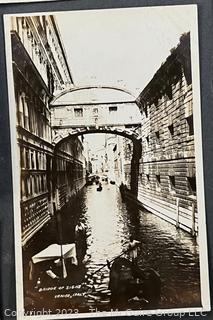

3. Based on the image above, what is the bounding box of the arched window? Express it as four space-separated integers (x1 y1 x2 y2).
41 175 44 192
25 149 30 169
43 175 47 191
25 177 29 197
18 94 24 127
18 93 29 130
34 175 38 194
36 152 39 170
20 147 25 169
43 153 47 170
30 150 35 169
21 177 25 198
23 98 29 130
28 176 32 196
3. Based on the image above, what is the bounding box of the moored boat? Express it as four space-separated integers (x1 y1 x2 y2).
108 257 161 308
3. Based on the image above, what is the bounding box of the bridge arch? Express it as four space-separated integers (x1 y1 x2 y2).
53 126 141 147
51 85 136 106
53 127 142 197
51 85 142 197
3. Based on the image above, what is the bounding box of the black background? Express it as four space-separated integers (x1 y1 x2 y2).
0 0 212 319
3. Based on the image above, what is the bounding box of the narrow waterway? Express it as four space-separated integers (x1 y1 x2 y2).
29 181 201 313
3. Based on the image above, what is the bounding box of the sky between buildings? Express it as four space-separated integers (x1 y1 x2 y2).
56 5 197 95
56 5 197 149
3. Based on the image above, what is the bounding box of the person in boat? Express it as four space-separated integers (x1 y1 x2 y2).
75 220 87 264
75 220 86 237
97 181 102 191
128 236 141 264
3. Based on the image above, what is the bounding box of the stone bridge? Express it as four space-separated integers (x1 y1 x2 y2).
50 85 142 195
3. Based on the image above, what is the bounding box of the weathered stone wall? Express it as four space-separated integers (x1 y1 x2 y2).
136 33 197 235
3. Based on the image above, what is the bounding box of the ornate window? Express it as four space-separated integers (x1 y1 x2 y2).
74 108 83 117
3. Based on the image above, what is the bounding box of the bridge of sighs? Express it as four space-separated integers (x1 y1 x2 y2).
50 86 142 195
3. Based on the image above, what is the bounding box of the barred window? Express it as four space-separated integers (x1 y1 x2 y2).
168 124 174 137
109 106 117 112
188 176 196 195
155 131 160 144
146 174 150 187
169 175 176 192
186 115 194 136
156 174 161 188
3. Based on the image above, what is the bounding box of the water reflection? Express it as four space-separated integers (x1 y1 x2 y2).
85 184 128 264
80 182 201 310
29 182 201 312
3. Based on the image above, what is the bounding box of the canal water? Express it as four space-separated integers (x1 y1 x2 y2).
29 182 201 313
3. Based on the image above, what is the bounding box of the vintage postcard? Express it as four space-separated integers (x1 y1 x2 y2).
3 4 211 319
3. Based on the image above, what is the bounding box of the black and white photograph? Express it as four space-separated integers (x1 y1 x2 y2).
3 4 211 319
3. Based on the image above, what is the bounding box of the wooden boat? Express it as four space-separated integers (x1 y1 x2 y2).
101 175 108 182
86 174 96 185
108 257 161 307
86 180 94 186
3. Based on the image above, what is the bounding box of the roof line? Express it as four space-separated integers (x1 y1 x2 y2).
50 15 74 84
51 100 136 107
50 85 136 105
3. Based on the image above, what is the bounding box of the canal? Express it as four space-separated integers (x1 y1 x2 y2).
27 181 201 313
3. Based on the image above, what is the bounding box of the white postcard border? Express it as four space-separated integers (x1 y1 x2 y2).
3 4 211 319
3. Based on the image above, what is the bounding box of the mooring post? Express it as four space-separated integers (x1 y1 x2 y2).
176 197 180 228
191 201 196 237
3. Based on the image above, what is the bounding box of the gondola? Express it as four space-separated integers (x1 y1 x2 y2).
108 257 161 307
86 174 96 185
86 180 94 186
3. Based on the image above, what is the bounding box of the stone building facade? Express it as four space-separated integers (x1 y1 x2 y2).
10 15 86 247
136 33 197 234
